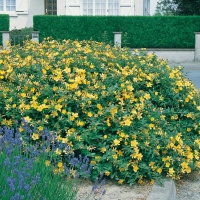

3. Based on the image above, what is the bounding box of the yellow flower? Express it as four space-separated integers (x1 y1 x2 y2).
103 135 107 139
149 123 155 129
113 139 120 146
133 165 139 172
118 179 124 184
146 82 152 87
112 154 118 159
160 115 165 120
55 148 61 155
117 150 123 156
18 127 23 132
97 104 103 110
70 115 75 121
131 140 138 147
24 116 31 123
45 160 51 167
21 93 26 98
119 132 125 138
87 112 93 117
165 162 170 167
144 93 150 100
187 128 191 132
76 121 85 126
106 118 111 126
157 168 162 174
168 168 174 175
159 96 164 101
57 162 63 168
185 166 191 173
110 107 118 119
62 109 67 114
55 104 62 111
32 133 39 140
38 126 43 131
105 171 110 176
124 118 132 126
169 72 175 78
101 147 106 153
90 160 96 165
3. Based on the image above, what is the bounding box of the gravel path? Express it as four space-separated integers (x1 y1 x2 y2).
76 179 153 200
176 172 200 200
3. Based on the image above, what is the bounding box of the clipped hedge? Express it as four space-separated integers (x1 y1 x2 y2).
0 14 9 46
33 16 200 48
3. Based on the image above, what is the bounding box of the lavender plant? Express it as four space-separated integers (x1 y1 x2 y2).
0 121 106 200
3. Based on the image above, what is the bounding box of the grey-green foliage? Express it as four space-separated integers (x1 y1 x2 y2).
155 0 177 16
10 27 33 46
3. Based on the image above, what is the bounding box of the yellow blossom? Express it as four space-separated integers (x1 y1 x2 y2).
133 165 139 172
58 162 63 168
118 179 124 184
113 139 120 146
168 168 175 175
101 147 106 153
21 93 26 98
131 140 138 148
55 148 61 155
157 168 162 174
105 171 110 176
112 154 118 159
87 112 93 117
45 160 51 167
24 116 31 123
32 133 39 140
76 120 85 126
97 104 103 110
90 160 96 165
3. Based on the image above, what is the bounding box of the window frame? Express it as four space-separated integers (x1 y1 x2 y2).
82 0 120 16
0 0 16 13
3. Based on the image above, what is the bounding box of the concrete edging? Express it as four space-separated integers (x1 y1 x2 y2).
147 178 176 200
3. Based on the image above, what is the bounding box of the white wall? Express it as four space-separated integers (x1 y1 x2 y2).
150 0 158 15
57 0 67 15
9 0 44 30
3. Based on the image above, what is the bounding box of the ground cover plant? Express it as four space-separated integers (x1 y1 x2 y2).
0 38 200 185
0 120 105 199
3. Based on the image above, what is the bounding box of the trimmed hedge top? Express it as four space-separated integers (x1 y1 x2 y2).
0 14 9 46
33 16 200 48
0 14 9 31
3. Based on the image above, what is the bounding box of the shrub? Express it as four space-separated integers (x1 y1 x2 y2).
0 39 200 185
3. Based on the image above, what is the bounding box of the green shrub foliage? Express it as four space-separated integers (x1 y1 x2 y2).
0 14 9 46
33 16 200 48
0 39 200 185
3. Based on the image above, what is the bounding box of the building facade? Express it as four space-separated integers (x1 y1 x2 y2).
0 0 150 30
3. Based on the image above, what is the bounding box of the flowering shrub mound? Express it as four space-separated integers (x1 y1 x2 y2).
0 39 200 185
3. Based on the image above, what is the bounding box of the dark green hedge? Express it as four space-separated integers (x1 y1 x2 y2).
33 16 200 48
0 14 9 46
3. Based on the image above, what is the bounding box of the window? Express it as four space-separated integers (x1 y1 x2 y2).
0 0 16 11
83 0 119 16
